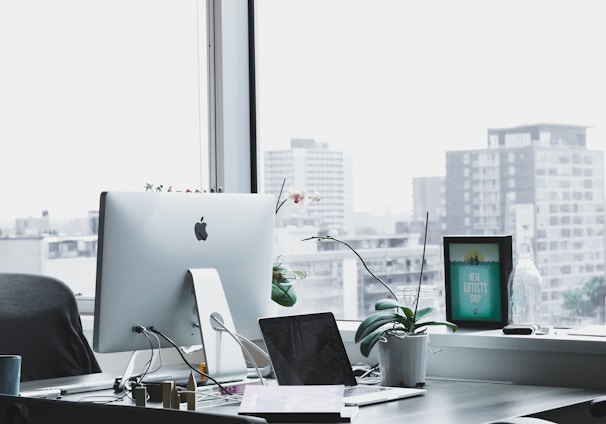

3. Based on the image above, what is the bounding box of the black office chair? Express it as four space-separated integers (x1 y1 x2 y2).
0 273 101 381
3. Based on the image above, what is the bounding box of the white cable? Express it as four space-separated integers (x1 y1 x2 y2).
229 330 271 361
210 314 266 385
142 328 164 374
223 327 273 378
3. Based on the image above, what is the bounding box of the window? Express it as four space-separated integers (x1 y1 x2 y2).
0 1 209 295
2 1 606 330
256 0 606 326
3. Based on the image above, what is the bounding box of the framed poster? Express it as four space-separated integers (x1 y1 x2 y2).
443 235 512 329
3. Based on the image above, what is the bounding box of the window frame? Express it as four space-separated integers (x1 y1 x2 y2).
209 0 259 194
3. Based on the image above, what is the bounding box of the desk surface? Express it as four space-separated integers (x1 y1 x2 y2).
345 379 602 423
59 378 605 424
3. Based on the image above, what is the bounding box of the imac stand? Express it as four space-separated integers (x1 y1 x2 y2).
116 268 247 390
188 268 247 382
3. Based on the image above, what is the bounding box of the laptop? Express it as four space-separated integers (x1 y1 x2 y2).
258 312 426 406
19 366 211 398
18 372 118 398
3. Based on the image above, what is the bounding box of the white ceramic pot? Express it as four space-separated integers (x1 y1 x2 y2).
377 332 429 388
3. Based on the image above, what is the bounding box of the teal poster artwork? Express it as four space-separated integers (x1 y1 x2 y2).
448 243 502 321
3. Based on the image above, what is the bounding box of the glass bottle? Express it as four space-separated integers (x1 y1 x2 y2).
397 286 442 319
508 251 543 325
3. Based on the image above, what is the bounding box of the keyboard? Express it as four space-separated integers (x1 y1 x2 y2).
344 385 387 397
19 372 117 397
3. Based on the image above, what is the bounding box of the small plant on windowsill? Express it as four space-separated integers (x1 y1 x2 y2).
272 179 320 307
145 183 204 193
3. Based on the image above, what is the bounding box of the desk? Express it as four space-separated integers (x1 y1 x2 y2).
60 378 606 424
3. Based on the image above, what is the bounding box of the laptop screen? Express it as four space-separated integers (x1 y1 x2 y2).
259 312 358 386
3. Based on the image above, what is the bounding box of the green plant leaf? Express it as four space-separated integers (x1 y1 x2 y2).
271 281 297 307
359 325 393 358
271 262 306 307
415 320 458 333
414 306 434 321
374 298 415 319
355 312 411 343
374 298 405 310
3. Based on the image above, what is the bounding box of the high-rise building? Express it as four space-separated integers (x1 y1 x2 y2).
399 176 446 244
412 176 446 224
264 138 354 236
445 123 605 322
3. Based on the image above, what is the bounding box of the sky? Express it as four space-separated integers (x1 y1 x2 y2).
254 0 606 216
1 0 605 222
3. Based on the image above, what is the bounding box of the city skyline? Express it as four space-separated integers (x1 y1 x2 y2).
4 123 605 325
2 123 605 229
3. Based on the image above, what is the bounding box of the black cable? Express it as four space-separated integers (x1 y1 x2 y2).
113 329 159 395
145 326 232 394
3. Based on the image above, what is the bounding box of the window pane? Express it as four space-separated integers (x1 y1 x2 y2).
257 0 606 326
0 0 208 295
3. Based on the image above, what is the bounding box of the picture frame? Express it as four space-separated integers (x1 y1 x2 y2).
443 235 513 329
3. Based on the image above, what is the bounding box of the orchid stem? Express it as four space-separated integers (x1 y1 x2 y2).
275 178 287 214
411 211 429 333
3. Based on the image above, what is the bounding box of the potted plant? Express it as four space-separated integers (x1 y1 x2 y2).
307 214 457 388
271 259 306 307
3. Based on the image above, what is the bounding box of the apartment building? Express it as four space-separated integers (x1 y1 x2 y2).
445 123 606 322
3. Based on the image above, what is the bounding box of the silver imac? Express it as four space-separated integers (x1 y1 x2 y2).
93 191 275 380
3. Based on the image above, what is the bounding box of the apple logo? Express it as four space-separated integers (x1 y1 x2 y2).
194 217 208 241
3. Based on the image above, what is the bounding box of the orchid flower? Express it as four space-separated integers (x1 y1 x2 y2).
275 178 320 213
286 188 320 206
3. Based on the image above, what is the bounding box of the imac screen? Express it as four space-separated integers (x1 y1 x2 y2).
93 191 276 354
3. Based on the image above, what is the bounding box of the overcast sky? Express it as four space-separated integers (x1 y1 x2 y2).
1 0 605 222
255 0 606 215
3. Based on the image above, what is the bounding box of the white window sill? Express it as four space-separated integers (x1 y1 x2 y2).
338 320 606 390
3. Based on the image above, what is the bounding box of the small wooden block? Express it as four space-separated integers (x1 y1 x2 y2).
186 371 197 411
162 381 175 408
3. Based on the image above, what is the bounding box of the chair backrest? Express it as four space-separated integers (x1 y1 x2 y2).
0 273 101 382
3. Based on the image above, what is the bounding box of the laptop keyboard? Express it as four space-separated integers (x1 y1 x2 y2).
344 385 387 397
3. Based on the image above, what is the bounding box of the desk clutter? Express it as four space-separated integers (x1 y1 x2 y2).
0 392 268 424
128 372 263 411
134 379 358 423
132 372 249 410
